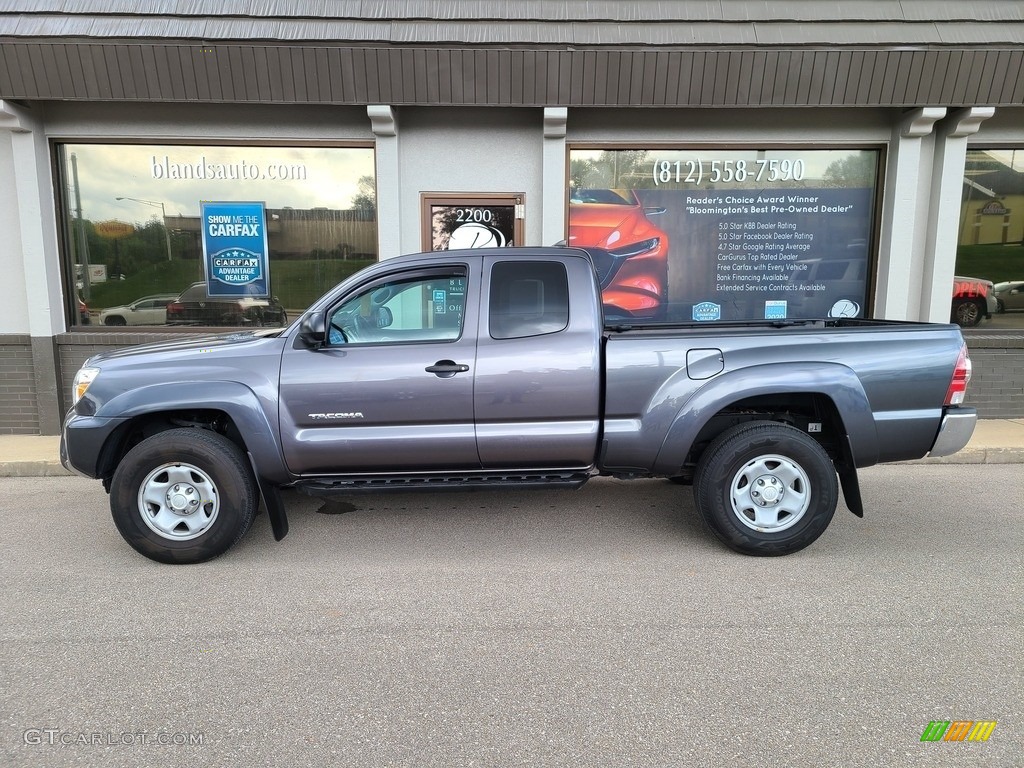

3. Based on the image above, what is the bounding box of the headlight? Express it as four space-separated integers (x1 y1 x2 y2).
72 367 100 405
608 237 660 258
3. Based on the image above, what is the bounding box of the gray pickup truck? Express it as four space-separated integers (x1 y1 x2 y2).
61 247 977 563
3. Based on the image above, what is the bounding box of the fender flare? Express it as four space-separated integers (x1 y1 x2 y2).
651 361 878 477
97 381 291 538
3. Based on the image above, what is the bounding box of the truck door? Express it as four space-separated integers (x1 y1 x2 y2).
279 262 481 475
474 255 602 469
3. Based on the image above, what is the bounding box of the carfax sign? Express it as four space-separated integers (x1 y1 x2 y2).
200 201 270 297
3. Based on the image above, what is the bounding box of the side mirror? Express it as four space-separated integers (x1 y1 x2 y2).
296 312 327 348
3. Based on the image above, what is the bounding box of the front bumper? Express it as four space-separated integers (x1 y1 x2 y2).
928 408 978 458
60 410 126 479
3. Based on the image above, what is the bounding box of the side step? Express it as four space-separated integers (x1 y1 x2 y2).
296 470 593 497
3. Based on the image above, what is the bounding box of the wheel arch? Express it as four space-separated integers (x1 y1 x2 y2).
652 362 877 478
93 382 291 539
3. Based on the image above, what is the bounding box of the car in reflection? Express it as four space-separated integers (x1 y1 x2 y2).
165 282 288 327
567 188 669 319
994 280 1024 313
784 250 869 319
77 296 90 325
98 294 177 326
951 275 998 327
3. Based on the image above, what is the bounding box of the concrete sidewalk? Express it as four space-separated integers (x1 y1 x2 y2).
2 419 1023 477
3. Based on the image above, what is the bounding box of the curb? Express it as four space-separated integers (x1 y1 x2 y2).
900 447 1024 465
0 462 72 478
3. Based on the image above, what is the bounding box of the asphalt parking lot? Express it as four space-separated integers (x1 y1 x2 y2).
2 465 1021 768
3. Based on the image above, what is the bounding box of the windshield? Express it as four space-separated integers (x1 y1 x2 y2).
569 188 635 205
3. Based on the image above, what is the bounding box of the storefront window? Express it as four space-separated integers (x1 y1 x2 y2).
956 149 1024 329
59 143 376 327
568 148 880 323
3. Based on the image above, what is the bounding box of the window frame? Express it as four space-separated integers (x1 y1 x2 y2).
326 266 470 347
51 137 376 331
488 260 570 340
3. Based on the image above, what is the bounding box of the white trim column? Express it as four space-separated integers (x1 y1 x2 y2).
368 105 401 259
542 107 568 247
921 107 995 322
1 100 64 336
1 100 66 433
874 108 945 320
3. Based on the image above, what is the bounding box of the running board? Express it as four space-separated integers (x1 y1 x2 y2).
296 470 592 497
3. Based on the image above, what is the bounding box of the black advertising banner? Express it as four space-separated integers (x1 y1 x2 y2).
675 186 872 320
430 203 517 250
568 149 878 322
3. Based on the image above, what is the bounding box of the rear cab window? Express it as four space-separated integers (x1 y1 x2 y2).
488 261 569 339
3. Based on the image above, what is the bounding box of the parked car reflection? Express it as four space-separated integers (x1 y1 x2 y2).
165 281 288 327
951 275 998 327
994 280 1024 313
77 296 90 325
98 294 177 326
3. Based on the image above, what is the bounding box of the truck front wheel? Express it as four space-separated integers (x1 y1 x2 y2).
952 299 984 327
109 428 258 564
693 422 838 556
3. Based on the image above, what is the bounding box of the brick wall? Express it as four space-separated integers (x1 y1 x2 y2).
0 335 40 434
33 329 1024 436
56 330 206 410
961 335 1024 419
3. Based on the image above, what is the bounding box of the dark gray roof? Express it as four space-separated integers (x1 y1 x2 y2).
2 1 1023 107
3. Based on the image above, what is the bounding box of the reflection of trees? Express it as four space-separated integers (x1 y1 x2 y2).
571 150 653 189
822 153 876 187
82 219 176 278
351 175 376 212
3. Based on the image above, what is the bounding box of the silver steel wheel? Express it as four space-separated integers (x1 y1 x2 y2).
729 453 811 533
137 462 220 541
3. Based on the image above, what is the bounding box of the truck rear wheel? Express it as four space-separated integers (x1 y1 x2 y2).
693 421 838 556
109 428 257 564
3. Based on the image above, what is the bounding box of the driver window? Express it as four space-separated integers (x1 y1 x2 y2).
328 270 467 345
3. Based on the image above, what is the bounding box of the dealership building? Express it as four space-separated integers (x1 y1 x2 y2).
1 1 1023 435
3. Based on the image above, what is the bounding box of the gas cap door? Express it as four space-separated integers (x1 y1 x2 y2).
687 348 725 380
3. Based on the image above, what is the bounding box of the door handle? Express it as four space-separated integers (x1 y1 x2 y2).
425 360 470 377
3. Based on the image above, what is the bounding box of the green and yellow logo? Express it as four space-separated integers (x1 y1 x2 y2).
920 720 997 742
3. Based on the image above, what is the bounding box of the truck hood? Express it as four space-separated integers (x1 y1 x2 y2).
85 328 284 366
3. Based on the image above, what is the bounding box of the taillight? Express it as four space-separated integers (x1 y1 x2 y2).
944 343 972 405
166 301 183 316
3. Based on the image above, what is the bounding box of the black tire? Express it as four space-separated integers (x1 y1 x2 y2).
104 316 127 326
693 421 838 556
109 428 258 564
952 299 984 327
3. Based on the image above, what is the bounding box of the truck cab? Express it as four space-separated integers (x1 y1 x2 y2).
281 250 603 474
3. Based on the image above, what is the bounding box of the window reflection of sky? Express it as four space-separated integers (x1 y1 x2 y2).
63 144 375 223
